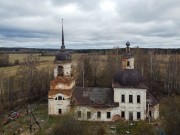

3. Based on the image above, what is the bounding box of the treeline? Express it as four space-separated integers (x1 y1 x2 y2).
0 52 9 67
0 52 20 67
0 54 53 114
1 47 180 54
75 48 180 96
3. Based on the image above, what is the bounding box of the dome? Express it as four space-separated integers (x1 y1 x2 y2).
113 69 144 86
55 51 71 61
126 41 130 47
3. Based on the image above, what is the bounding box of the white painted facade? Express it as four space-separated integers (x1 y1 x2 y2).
74 106 117 121
48 93 71 115
114 88 147 120
70 88 147 121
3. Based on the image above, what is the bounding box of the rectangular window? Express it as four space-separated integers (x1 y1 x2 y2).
87 112 91 119
121 95 125 103
97 112 101 118
107 112 111 119
137 95 140 103
78 111 81 118
121 111 125 118
137 112 141 119
58 109 62 114
129 95 133 103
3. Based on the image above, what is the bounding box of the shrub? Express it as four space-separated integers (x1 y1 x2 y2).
52 114 92 135
14 59 20 65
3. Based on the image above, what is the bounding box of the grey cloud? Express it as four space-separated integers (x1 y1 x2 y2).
0 0 179 49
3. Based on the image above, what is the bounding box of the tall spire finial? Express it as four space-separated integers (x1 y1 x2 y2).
61 18 65 50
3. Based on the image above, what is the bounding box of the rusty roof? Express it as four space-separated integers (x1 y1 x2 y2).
71 87 119 108
48 89 72 97
51 76 74 86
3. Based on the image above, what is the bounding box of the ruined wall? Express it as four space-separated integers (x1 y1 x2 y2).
122 58 134 69
73 106 118 121
149 104 159 119
54 63 72 78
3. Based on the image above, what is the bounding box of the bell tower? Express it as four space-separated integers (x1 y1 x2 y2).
122 42 134 69
53 18 72 78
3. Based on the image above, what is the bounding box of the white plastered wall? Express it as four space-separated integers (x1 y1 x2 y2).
48 93 71 115
114 88 147 120
74 106 118 121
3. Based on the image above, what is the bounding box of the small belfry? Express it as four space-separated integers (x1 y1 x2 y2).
122 42 134 69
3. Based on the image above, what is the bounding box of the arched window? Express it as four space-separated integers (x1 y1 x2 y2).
58 66 64 76
58 96 62 100
127 61 130 66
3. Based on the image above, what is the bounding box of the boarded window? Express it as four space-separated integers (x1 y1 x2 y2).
97 112 101 118
107 112 111 119
78 111 81 118
121 95 125 103
137 95 140 103
129 95 133 103
87 112 91 119
121 111 125 118
137 112 141 119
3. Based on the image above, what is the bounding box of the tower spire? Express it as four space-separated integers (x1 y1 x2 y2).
61 18 65 50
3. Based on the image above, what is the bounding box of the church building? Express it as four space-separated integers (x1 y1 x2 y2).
48 20 159 121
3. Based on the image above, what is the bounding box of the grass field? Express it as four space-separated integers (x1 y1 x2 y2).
9 53 55 64
0 54 55 76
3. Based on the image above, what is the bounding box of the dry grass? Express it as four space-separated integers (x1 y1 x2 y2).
0 53 79 76
9 53 55 64
0 54 55 76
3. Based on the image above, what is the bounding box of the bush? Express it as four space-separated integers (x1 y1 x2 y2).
52 114 92 135
131 121 156 135
14 59 20 65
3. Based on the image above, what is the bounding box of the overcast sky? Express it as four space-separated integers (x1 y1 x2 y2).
0 0 180 49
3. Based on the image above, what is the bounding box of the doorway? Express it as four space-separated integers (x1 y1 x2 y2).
129 112 133 120
58 109 62 114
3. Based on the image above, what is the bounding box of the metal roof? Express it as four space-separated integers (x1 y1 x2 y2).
71 87 119 108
